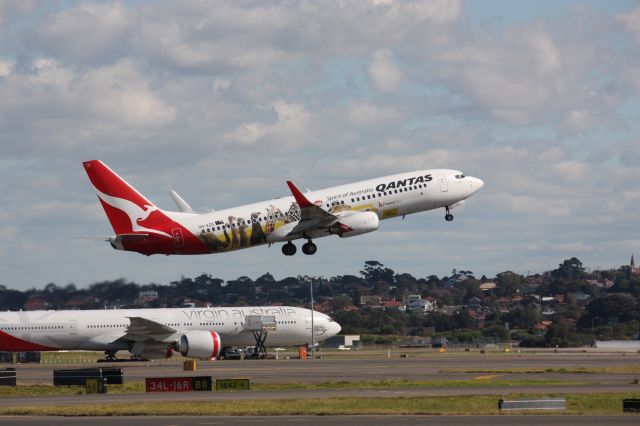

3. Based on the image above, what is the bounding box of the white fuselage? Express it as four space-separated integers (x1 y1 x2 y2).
0 306 340 352
172 169 483 252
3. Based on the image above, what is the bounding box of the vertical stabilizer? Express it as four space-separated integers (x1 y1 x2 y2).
82 160 169 237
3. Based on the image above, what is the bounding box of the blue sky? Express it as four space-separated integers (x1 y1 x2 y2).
0 0 639 289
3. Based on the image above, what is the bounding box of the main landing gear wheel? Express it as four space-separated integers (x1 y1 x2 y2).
302 240 317 255
445 206 454 222
282 241 297 256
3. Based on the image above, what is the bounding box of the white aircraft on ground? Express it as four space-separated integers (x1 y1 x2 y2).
0 306 340 360
83 160 483 256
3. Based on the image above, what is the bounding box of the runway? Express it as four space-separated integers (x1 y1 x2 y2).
1 350 639 417
11 352 640 384
10 350 640 385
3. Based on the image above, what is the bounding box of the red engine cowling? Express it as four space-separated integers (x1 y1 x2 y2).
333 211 379 238
177 331 221 360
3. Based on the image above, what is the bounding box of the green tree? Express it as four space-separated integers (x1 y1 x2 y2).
578 294 639 328
495 271 524 296
360 261 395 284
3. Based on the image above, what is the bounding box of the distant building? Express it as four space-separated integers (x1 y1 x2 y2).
380 300 405 311
138 290 158 303
586 279 614 289
402 294 422 305
570 291 591 307
406 297 435 312
479 282 496 292
594 340 640 351
24 296 48 311
324 335 360 348
360 295 382 306
631 255 640 275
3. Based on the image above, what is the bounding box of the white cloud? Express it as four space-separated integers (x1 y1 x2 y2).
77 60 176 128
31 2 132 63
231 100 309 145
367 49 402 93
0 1 638 288
619 6 640 45
0 60 13 78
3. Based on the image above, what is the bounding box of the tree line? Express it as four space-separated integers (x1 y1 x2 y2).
1 257 639 347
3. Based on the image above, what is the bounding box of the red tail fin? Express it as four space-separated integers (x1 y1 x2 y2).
82 160 166 236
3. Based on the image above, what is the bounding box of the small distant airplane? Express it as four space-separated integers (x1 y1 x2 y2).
83 160 483 256
0 306 340 360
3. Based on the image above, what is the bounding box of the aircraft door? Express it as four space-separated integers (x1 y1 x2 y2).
172 228 185 248
438 174 448 192
68 320 78 335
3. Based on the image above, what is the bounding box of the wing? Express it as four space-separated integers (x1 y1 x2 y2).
285 180 338 234
111 316 178 344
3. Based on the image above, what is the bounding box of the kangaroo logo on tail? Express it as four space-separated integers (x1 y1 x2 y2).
83 160 173 238
93 188 170 238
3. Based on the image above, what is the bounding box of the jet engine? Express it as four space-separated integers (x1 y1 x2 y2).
176 331 222 360
332 211 379 238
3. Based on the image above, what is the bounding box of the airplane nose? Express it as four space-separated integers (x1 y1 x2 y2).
472 177 484 191
331 321 341 336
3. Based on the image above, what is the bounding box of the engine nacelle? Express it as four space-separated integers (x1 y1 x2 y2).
333 211 379 238
177 331 222 360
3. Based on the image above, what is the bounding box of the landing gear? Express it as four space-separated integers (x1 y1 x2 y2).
99 350 119 362
250 329 269 359
282 241 297 256
302 240 317 255
445 206 454 222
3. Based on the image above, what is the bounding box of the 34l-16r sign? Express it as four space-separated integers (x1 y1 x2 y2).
145 376 212 392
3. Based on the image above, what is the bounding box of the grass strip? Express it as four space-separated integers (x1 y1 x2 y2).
443 366 640 374
1 393 639 416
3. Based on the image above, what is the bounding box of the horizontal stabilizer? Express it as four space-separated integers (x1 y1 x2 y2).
73 236 111 241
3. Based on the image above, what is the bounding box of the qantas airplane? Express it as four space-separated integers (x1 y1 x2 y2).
0 306 340 360
83 160 483 256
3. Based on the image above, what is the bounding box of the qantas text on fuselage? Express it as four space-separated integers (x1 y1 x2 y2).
0 306 340 360
83 160 484 256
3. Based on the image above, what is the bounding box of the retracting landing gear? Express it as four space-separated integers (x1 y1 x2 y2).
302 239 317 255
445 206 454 222
282 241 297 256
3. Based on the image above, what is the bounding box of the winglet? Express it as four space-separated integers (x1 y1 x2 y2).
286 180 314 208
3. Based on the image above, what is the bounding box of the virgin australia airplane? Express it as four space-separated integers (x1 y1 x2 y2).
83 160 483 256
0 306 340 360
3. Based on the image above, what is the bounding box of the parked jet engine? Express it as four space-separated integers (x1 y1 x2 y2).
176 331 222 360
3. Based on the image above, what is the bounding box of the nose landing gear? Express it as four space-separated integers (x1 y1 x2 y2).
445 206 454 222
